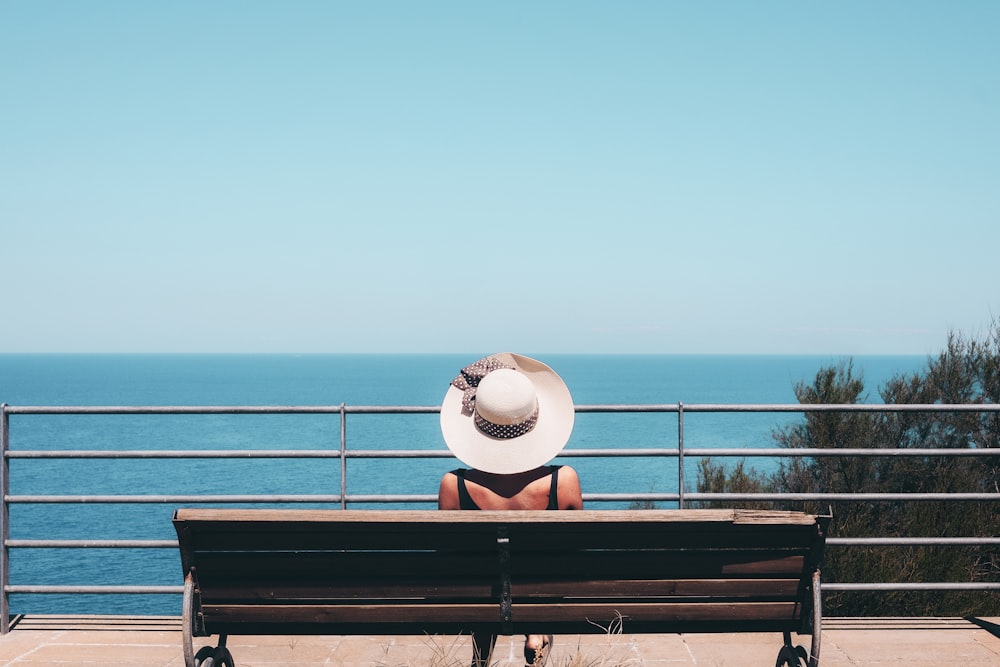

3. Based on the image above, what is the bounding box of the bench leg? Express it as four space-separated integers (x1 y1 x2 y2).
183 572 234 667
182 572 197 667
775 633 808 667
775 569 823 667
192 638 234 667
471 632 497 667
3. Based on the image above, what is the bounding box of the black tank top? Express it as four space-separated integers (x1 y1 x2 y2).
452 466 561 511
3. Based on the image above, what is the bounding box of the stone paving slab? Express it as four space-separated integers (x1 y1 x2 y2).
1 616 999 666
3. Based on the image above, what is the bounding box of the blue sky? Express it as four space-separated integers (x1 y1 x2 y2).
3 2 997 355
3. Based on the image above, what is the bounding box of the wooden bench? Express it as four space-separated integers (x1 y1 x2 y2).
173 508 831 667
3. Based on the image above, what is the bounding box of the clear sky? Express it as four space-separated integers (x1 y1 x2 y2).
2 2 997 355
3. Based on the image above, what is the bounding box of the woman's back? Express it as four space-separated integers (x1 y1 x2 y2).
438 465 583 511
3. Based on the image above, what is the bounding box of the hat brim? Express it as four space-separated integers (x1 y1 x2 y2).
440 353 574 475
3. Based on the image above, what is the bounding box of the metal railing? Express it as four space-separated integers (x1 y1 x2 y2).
2 401 1000 633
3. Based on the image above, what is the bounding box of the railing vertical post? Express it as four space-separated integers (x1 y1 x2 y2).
1 404 10 634
339 403 347 510
677 402 685 509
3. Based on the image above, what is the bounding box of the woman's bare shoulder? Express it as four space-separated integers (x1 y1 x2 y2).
557 465 583 509
437 470 461 509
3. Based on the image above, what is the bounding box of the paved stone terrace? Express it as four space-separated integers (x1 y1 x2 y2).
1 616 999 666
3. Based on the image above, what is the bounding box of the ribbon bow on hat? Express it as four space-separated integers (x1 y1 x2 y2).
450 353 516 417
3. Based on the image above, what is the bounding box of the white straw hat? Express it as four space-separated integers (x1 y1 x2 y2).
440 353 575 474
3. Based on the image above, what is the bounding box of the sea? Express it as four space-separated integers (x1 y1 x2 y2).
0 353 928 617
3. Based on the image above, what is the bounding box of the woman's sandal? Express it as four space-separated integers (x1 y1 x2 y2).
524 634 553 667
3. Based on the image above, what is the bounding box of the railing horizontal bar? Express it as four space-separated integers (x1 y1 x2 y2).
562 449 677 456
683 448 1000 457
3 494 687 505
2 405 666 415
6 540 177 548
680 404 1000 413
828 537 1000 546
5 495 344 504
5 585 184 594
684 403 1000 412
345 495 438 504
688 493 1000 501
5 406 351 415
4 449 681 460
584 493 682 502
7 450 347 459
824 583 1000 591
349 493 688 503
9 447 997 461
2 405 443 416
7 403 1000 416
347 449 678 458
344 449 682 459
345 494 682 504
9 490 999 504
575 404 680 413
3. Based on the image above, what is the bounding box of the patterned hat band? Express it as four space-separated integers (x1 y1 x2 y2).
474 403 539 440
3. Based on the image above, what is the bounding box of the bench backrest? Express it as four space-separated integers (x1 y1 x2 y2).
173 508 828 637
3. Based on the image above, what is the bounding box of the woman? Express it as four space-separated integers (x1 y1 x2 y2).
438 353 583 667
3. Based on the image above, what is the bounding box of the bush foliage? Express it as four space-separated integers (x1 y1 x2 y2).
696 324 1000 616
